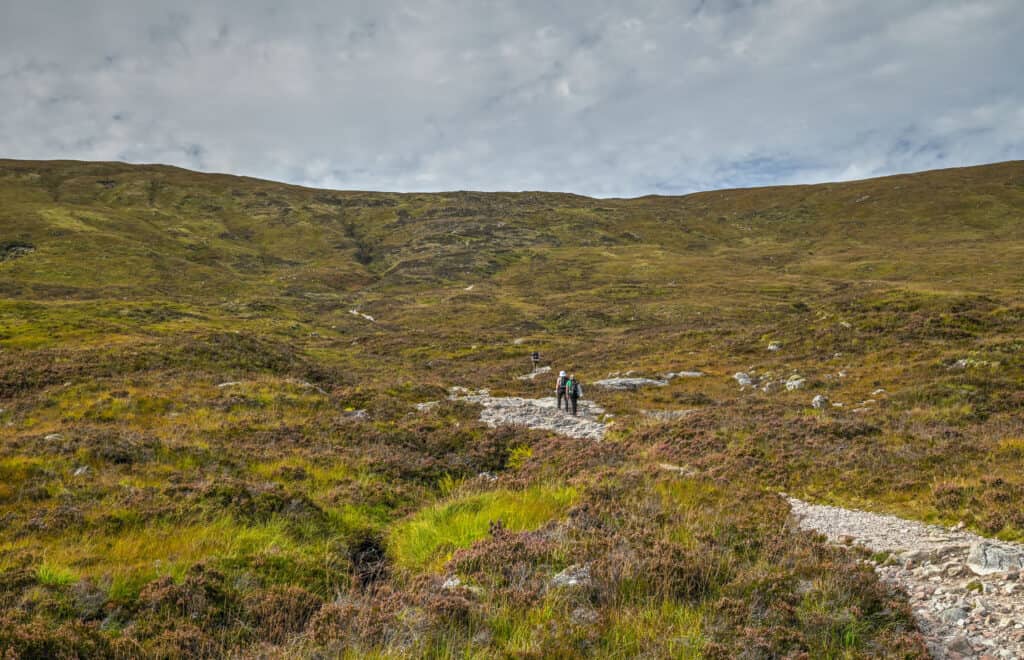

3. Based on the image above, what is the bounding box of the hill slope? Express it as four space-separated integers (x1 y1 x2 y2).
1 159 1022 657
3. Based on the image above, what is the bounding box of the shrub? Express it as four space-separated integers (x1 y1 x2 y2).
245 585 323 644
932 480 968 510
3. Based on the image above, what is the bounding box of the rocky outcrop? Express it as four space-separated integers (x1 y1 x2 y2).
968 542 1024 576
592 377 667 390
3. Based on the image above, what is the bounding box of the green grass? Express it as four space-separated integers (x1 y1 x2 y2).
35 562 77 587
388 485 579 571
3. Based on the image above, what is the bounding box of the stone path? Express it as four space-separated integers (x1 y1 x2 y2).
421 388 607 440
789 497 1024 659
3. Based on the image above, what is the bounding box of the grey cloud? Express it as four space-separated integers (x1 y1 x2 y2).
0 0 1022 196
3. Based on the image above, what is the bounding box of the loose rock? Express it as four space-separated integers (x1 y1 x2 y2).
551 565 590 588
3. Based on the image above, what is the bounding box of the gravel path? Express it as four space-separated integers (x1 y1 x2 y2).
789 497 1024 659
420 388 607 440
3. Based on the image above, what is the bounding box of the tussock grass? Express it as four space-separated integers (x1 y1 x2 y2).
389 485 578 572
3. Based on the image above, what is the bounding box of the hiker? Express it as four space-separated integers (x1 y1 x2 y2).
555 370 568 410
566 373 583 416
531 351 540 370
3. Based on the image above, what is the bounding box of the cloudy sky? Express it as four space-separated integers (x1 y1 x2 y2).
2 1 1022 196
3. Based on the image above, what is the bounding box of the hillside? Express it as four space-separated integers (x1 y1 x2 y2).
1 159 1023 657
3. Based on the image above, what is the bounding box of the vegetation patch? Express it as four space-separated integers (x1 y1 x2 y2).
389 485 578 572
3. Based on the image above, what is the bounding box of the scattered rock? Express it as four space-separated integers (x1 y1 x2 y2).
733 372 756 388
785 375 806 391
945 635 975 656
664 370 704 379
44 433 64 442
1 243 34 261
940 606 970 624
767 341 782 352
811 394 829 409
592 377 667 390
349 309 375 322
340 409 369 421
217 381 241 388
949 358 998 371
442 576 462 590
72 466 90 477
551 565 590 588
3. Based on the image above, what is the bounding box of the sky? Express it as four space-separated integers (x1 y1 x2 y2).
1 1 1022 197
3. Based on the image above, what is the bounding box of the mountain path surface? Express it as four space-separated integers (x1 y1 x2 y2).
789 498 1024 659
421 387 608 441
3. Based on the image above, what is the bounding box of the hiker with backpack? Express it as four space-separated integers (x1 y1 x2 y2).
565 373 583 416
555 370 568 411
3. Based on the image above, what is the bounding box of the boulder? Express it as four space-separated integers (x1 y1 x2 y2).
811 394 829 409
733 372 755 388
665 371 704 379
785 375 806 391
967 542 1024 575
551 564 590 588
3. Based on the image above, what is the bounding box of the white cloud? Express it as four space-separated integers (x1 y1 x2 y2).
0 0 1022 196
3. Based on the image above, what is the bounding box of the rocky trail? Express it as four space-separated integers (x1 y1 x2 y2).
419 387 608 441
790 498 1024 659
420 379 1023 658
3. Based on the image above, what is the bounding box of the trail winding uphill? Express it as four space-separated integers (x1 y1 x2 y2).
789 498 1024 659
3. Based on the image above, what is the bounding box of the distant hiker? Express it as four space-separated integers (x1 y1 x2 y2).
555 370 568 411
531 351 541 370
566 374 583 416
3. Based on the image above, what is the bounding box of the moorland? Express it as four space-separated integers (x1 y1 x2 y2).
1 158 1022 657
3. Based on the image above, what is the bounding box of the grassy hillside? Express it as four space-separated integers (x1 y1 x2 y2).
1 158 1022 657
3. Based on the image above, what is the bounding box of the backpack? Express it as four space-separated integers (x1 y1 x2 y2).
556 375 567 389
566 378 578 396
